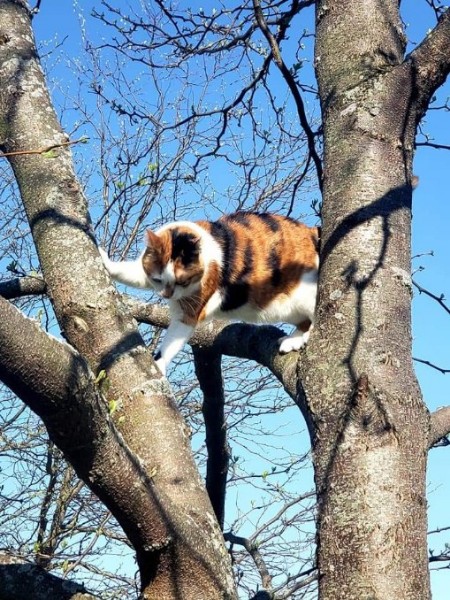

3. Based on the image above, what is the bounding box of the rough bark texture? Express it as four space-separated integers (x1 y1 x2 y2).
0 553 94 600
0 2 235 598
297 1 450 598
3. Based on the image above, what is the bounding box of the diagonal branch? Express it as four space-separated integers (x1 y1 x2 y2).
0 295 173 564
0 2 235 595
413 279 450 315
408 8 450 118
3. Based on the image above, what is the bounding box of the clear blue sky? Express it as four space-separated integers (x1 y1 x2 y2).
28 1 450 597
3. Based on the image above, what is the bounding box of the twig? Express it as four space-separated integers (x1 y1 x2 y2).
413 357 450 374
252 0 323 191
413 279 450 315
0 137 88 158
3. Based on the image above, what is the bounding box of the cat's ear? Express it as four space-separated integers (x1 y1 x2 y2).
145 229 161 250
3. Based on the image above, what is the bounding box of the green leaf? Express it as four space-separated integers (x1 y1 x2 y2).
108 399 118 415
42 149 57 158
95 370 107 384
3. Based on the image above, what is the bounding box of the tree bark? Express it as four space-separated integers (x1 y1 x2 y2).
0 1 235 598
0 553 94 600
297 1 448 598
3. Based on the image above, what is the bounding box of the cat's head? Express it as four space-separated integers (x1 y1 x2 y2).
142 225 204 299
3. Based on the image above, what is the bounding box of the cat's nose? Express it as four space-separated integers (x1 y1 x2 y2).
161 286 174 298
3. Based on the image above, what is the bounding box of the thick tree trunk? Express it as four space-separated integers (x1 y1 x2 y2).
0 2 235 598
300 2 432 598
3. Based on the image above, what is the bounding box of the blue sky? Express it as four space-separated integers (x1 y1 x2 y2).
26 0 450 597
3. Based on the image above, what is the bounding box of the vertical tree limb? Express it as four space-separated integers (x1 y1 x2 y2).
193 348 230 529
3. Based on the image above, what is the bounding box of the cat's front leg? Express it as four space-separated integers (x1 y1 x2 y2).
99 248 150 289
154 319 195 375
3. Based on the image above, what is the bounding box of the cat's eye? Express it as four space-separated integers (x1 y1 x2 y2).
177 279 191 287
151 276 162 283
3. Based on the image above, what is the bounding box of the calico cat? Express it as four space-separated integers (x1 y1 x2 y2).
100 212 320 375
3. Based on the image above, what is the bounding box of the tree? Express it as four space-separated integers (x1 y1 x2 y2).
0 1 449 599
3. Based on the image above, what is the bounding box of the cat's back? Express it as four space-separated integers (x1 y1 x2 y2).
196 212 319 321
198 212 319 274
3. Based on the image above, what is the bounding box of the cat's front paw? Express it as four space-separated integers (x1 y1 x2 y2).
99 247 111 270
278 331 309 354
155 356 167 376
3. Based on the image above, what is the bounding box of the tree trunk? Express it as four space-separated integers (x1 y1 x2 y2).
299 2 432 598
0 2 235 597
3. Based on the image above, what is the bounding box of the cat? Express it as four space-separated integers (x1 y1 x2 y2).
100 212 320 375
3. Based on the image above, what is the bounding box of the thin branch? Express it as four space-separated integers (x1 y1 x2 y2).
252 0 323 191
0 137 88 158
416 141 450 150
413 357 450 374
224 531 274 593
413 279 450 315
429 525 450 535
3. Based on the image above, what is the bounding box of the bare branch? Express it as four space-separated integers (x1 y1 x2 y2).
414 357 450 374
0 295 175 574
408 8 450 117
413 279 450 315
429 406 450 448
252 0 323 190
224 531 274 593
0 275 46 299
0 552 95 600
0 137 88 158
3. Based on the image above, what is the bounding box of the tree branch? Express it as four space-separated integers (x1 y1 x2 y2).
193 348 230 530
224 532 274 594
0 2 235 595
408 8 450 117
413 278 450 315
0 295 178 577
0 275 46 299
0 552 94 600
252 0 323 190
0 276 308 419
429 406 450 448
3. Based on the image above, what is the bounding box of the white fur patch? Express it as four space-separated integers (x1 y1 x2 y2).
278 328 311 353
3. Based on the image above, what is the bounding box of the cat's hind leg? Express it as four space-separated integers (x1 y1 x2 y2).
278 319 312 354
